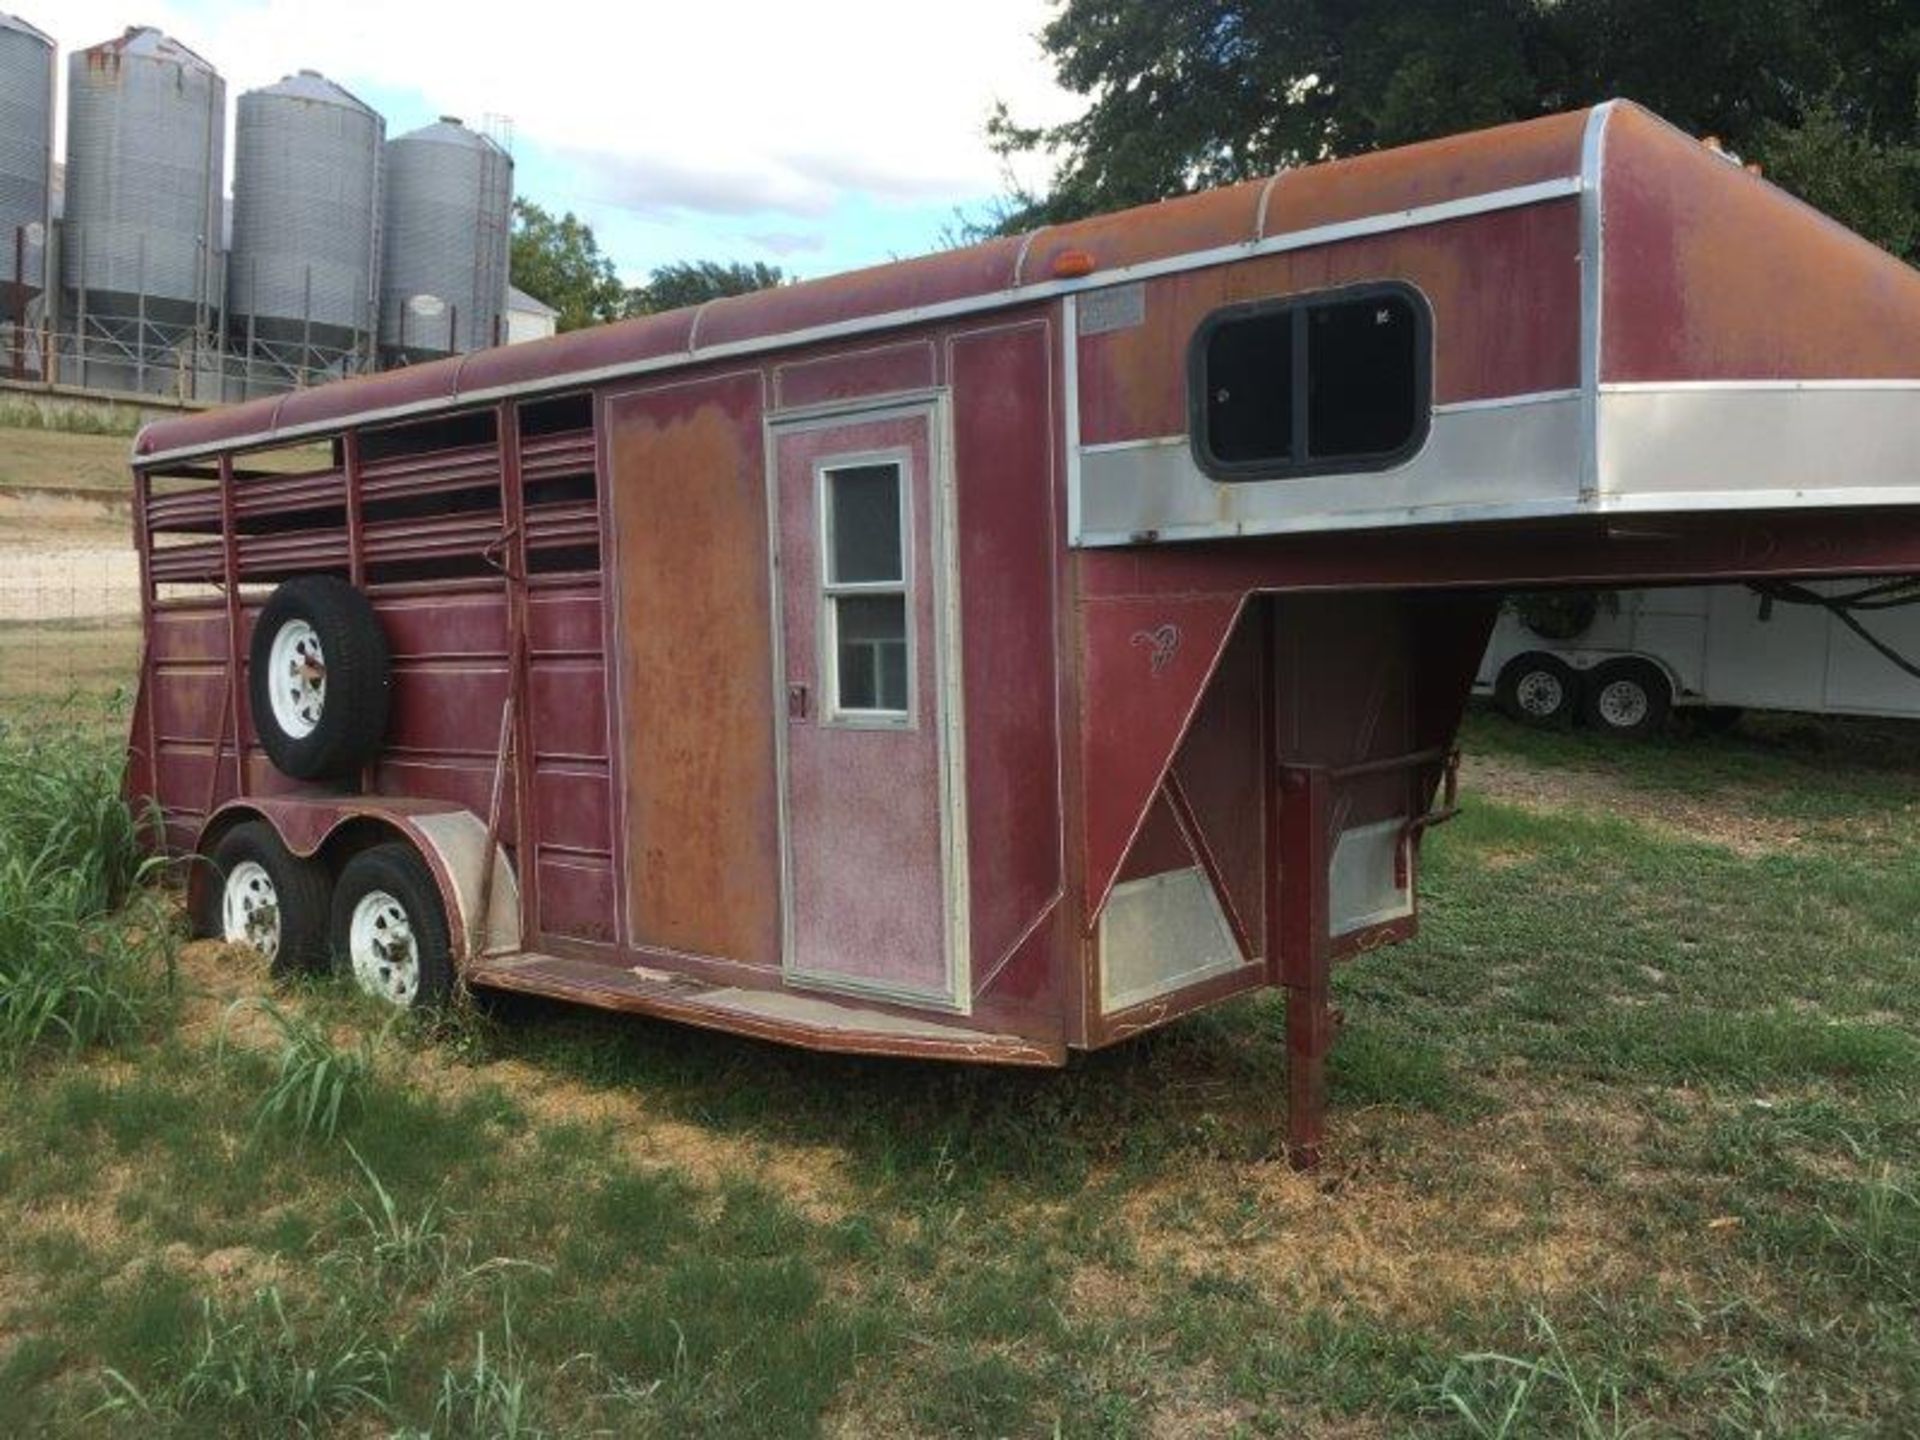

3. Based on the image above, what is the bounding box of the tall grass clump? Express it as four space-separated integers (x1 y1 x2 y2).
0 721 167 1061
235 1001 381 1143
95 1288 390 1434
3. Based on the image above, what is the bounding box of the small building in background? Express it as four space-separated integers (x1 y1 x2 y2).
505 284 558 345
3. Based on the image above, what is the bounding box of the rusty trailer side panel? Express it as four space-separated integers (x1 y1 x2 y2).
604 372 781 972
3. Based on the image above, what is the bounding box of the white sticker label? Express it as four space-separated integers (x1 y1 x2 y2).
1077 282 1146 336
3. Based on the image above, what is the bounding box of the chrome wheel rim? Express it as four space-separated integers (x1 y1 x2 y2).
1597 678 1650 730
222 860 281 960
349 890 419 1007
268 618 326 739
1515 669 1566 718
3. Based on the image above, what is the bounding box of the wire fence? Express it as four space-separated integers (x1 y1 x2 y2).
0 539 144 734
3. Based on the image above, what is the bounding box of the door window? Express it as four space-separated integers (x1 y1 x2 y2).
821 459 910 721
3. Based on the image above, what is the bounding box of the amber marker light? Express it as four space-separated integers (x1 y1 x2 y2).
1052 248 1097 279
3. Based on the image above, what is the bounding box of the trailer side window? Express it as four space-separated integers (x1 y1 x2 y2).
822 460 910 720
1190 282 1430 481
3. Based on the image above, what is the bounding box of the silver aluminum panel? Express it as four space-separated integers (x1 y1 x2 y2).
1330 819 1412 938
1073 394 1584 545
1098 865 1248 1013
1598 386 1920 507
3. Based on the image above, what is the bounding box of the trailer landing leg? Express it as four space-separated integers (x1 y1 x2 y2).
1278 766 1334 1169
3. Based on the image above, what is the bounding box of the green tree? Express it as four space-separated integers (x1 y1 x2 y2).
625 260 788 316
509 199 626 332
990 0 1920 259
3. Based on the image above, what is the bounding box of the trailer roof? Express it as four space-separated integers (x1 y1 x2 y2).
137 105 1600 463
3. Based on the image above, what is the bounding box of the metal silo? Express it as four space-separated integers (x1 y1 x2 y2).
62 26 225 397
380 117 512 362
0 12 55 376
229 71 384 394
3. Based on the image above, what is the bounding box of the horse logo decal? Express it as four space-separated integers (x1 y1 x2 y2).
1130 623 1180 676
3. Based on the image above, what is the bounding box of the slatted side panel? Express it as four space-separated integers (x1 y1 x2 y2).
136 402 618 964
364 582 513 818
526 576 615 945
147 603 237 852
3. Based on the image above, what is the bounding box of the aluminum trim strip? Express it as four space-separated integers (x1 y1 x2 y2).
1434 388 1584 413
1578 100 1615 501
1602 379 1920 393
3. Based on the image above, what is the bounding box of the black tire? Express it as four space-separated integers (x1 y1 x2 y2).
329 842 455 1012
195 820 332 977
249 576 391 782
1582 657 1672 739
1495 652 1581 728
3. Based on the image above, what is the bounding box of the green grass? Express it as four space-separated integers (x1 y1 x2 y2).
0 720 171 1062
1 711 1919 1433
0 398 146 438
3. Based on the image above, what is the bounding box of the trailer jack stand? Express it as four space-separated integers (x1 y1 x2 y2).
1278 765 1335 1169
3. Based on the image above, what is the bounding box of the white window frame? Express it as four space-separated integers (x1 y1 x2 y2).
816 448 915 728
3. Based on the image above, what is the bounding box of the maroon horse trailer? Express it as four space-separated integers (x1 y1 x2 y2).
125 102 1920 1162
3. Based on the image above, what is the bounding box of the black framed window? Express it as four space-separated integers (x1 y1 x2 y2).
1189 282 1432 481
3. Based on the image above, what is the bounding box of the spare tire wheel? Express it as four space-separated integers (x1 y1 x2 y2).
249 576 391 781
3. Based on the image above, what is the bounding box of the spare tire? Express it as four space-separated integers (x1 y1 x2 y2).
249 576 391 781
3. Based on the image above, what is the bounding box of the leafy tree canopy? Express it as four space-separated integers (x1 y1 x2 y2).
625 260 789 316
989 0 1920 258
509 199 627 333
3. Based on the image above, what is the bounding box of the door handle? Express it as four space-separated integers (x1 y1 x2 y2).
786 682 810 721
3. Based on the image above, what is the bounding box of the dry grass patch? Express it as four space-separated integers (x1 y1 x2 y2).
1106 1097 1695 1327
1461 751 1807 856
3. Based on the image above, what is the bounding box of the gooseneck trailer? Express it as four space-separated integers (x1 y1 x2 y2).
126 103 1920 1163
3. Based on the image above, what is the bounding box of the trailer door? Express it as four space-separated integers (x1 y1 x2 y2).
770 400 969 1011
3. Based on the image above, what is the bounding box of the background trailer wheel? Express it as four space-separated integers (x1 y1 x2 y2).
1584 658 1672 739
330 841 455 1011
249 576 392 782
1495 652 1581 728
196 820 332 976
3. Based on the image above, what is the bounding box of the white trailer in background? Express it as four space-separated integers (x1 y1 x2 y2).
1477 581 1920 737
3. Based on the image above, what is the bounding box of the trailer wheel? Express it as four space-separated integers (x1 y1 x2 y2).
1495 653 1580 728
330 842 454 1011
1583 658 1672 739
249 576 391 782
197 820 332 976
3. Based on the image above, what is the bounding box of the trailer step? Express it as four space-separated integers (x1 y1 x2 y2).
463 952 1063 1067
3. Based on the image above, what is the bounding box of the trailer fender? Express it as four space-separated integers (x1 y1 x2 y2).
192 798 520 963
1569 649 1689 701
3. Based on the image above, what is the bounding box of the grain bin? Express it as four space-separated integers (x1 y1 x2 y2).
62 26 225 395
380 117 512 361
229 71 384 391
0 12 54 319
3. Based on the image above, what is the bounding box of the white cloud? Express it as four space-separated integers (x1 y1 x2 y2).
39 0 1079 213
745 230 828 258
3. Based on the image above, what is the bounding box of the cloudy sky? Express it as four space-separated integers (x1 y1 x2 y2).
37 0 1081 285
